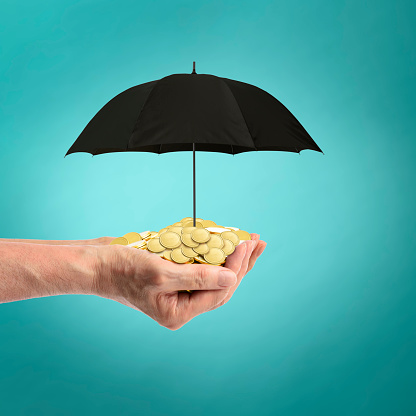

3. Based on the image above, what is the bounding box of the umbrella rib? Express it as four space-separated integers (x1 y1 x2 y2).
220 78 257 151
126 80 159 152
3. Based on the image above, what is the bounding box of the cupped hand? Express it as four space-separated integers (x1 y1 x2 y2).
93 234 266 330
93 245 239 330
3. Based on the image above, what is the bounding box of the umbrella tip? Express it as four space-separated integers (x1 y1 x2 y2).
192 61 196 74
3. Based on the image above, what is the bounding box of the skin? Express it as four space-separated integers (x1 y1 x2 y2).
0 237 115 246
0 235 266 330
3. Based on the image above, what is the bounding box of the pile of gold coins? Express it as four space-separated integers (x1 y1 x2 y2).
109 217 252 266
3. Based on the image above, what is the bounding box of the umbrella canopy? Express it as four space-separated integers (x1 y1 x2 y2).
66 63 323 225
66 63 322 156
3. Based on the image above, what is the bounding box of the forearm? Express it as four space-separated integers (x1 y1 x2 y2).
0 242 98 303
0 237 114 246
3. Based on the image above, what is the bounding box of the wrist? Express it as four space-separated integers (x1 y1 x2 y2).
31 244 100 297
91 245 138 304
90 245 117 299
38 244 99 297
63 245 100 295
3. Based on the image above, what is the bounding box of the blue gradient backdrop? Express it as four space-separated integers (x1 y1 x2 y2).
1 1 415 415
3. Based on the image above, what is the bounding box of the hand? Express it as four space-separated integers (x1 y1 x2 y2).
85 237 115 246
93 245 240 330
208 233 266 311
67 237 116 246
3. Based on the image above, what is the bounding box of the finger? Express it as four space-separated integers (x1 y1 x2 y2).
161 261 237 291
208 242 247 307
247 240 267 273
242 239 257 273
224 241 248 276
209 239 257 311
250 233 260 243
185 287 232 319
230 239 257 289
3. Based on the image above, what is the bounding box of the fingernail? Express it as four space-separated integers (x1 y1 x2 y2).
218 270 237 287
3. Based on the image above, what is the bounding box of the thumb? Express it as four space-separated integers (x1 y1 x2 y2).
163 263 237 291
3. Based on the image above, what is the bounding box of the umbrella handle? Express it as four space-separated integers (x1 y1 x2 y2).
192 61 197 227
193 142 196 227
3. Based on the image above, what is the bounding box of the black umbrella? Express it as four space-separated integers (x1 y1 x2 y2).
66 62 323 225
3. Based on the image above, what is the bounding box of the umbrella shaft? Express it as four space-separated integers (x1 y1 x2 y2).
193 143 196 227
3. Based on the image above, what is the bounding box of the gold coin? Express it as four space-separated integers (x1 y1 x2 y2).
181 245 197 258
191 228 210 243
147 238 165 253
205 226 226 234
171 248 190 264
149 231 158 238
201 219 217 227
122 232 142 244
204 248 225 264
193 243 209 255
163 250 173 261
194 255 209 264
180 217 193 222
168 226 183 235
158 228 169 234
140 231 151 239
235 230 251 240
221 231 240 246
182 226 197 234
185 257 194 264
221 239 235 256
156 250 167 257
110 237 129 245
172 222 183 226
207 234 224 249
182 220 203 228
180 232 199 248
132 240 147 248
160 231 181 249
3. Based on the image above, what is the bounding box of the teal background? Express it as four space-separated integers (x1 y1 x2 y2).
1 0 415 415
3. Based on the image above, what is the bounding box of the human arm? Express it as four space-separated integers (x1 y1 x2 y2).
0 241 97 303
0 237 114 246
0 235 265 329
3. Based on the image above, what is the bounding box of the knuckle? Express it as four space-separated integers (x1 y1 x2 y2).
193 267 210 289
150 271 166 288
